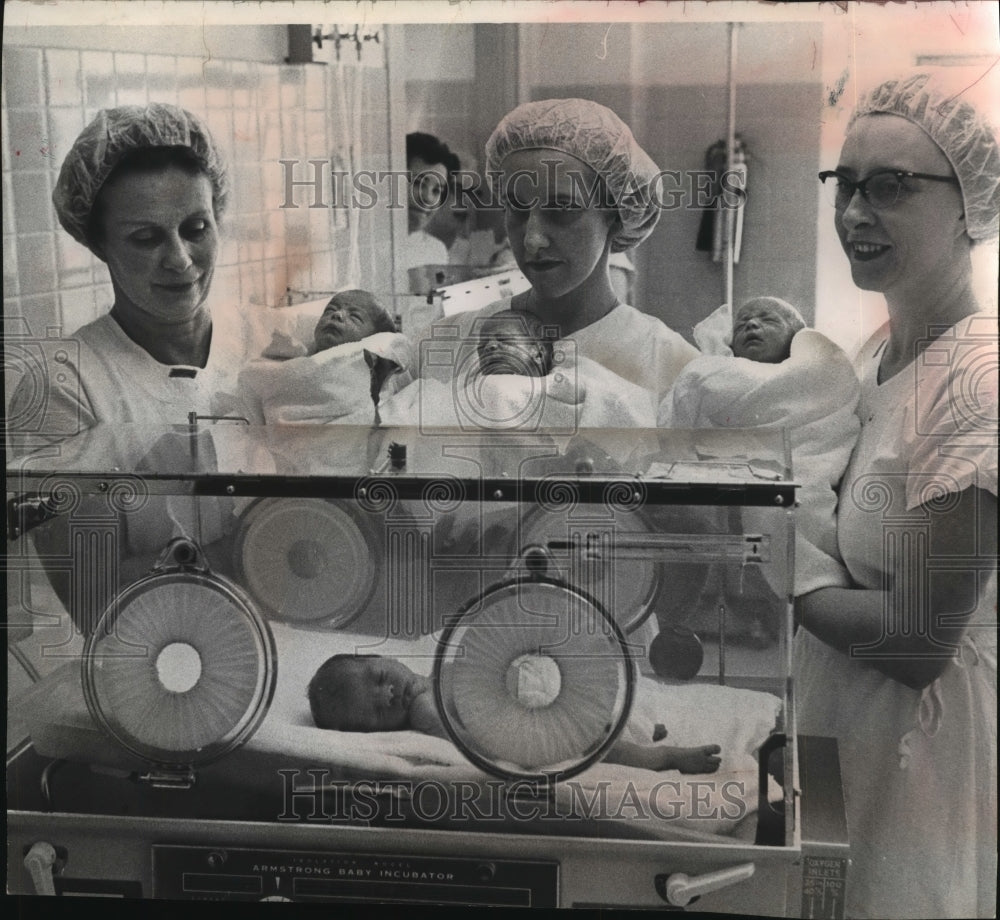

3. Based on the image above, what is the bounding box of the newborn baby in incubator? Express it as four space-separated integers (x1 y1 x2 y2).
308 653 722 774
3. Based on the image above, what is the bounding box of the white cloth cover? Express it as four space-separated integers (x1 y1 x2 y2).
377 350 655 434
659 329 861 595
237 332 415 426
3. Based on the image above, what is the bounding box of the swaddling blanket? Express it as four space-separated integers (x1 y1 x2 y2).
659 329 860 594
377 353 656 432
237 332 414 426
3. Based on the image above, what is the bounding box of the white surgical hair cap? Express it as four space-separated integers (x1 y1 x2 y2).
486 98 662 252
53 103 229 253
848 72 1000 241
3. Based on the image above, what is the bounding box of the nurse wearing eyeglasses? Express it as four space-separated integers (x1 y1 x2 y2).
797 73 998 919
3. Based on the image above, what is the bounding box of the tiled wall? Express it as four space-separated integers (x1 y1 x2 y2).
2 46 392 354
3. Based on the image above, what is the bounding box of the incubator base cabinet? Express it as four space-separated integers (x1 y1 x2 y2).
6 423 849 914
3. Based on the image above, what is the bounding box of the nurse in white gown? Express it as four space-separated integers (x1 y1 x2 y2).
796 73 998 919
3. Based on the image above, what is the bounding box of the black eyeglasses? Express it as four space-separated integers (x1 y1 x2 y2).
818 169 959 210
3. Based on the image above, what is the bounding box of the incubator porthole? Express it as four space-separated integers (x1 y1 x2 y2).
82 570 276 767
234 498 378 627
435 578 634 782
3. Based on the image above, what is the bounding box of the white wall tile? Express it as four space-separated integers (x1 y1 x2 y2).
44 107 84 171
44 49 83 107
5 48 45 107
15 232 57 295
6 108 48 171
81 52 115 109
10 170 52 234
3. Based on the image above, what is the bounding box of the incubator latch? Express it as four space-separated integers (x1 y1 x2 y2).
7 493 62 539
138 768 198 790
152 537 208 573
655 863 756 907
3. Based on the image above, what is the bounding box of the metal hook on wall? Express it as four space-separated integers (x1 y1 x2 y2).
312 24 381 62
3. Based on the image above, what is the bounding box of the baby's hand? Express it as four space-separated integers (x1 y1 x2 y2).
408 688 447 739
671 744 722 774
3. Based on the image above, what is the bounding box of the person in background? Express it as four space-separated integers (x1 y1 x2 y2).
397 132 457 293
427 150 474 266
797 72 998 918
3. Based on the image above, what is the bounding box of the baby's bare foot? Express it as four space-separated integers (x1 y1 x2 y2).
675 744 722 774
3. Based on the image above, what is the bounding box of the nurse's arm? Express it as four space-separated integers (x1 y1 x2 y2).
6 363 97 459
795 486 996 691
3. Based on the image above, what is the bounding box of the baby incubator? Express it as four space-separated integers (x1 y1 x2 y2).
7 418 850 914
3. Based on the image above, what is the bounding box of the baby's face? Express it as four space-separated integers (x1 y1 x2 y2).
476 317 549 377
731 304 798 363
314 657 421 732
314 299 380 352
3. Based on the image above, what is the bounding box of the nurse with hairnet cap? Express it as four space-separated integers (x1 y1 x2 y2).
797 72 998 919
8 103 242 459
414 99 697 403
7 104 246 633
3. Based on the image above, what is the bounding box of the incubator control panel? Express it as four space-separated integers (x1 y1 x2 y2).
151 845 559 907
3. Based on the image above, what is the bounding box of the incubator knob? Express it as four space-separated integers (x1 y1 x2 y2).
24 841 58 896
656 863 755 907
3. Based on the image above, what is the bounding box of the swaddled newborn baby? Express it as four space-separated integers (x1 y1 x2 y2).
378 308 656 434
238 289 413 426
729 297 805 364
308 652 722 774
312 289 397 353
474 309 554 378
659 296 860 596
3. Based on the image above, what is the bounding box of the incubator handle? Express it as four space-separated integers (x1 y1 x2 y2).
661 862 755 907
24 841 58 896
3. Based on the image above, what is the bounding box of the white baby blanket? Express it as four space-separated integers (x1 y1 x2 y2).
659 329 861 595
237 332 415 427
377 353 656 433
